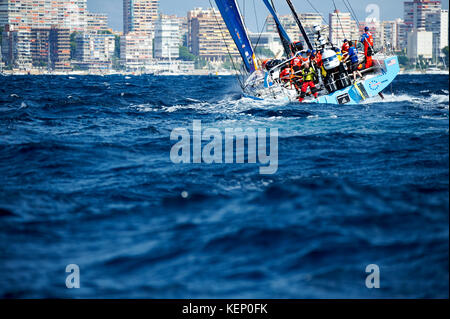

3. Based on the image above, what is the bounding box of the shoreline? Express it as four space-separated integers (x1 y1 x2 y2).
1 69 448 76
0 69 239 76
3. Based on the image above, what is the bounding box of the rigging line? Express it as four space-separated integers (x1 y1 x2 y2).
252 0 259 33
332 0 347 41
304 0 328 26
209 0 245 89
252 17 268 56
344 0 360 27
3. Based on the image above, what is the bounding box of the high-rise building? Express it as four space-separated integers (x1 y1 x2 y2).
329 10 359 47
30 28 51 68
440 10 448 53
75 33 115 61
404 0 441 30
403 0 442 59
123 0 159 35
188 8 238 59
122 0 157 71
49 26 71 71
86 13 109 33
380 21 399 51
120 32 153 70
396 18 409 52
0 0 87 32
1 25 32 70
154 17 180 59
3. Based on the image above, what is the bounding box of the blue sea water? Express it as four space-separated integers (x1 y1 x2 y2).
0 74 448 298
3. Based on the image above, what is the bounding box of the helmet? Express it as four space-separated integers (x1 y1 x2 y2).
313 24 321 34
364 26 369 32
322 49 340 70
343 39 348 43
318 36 327 46
306 49 311 54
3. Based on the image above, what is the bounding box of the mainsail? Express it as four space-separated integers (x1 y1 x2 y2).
214 0 258 73
262 0 293 57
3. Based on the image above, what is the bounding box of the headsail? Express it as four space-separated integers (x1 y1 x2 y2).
214 0 258 73
262 0 292 57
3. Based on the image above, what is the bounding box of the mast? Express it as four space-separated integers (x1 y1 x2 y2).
285 0 314 50
262 0 293 57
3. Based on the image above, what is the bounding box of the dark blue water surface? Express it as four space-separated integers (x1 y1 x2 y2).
0 74 448 298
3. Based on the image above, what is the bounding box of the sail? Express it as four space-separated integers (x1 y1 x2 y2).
262 0 292 57
214 0 258 73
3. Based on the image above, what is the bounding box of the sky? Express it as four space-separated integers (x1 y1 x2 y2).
88 0 449 32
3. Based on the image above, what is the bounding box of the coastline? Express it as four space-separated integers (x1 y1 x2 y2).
0 69 240 76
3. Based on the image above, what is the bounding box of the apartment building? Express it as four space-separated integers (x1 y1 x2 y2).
123 0 159 35
73 32 115 71
120 32 153 70
86 13 109 33
329 10 359 47
404 0 443 59
188 8 238 60
0 0 87 32
154 17 180 59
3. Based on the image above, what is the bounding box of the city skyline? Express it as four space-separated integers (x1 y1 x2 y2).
88 0 449 32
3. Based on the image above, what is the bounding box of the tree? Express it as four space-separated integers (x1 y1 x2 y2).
442 46 449 65
397 54 409 67
70 32 79 59
114 35 120 59
179 46 197 61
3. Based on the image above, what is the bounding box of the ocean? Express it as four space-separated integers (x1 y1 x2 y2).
0 74 448 298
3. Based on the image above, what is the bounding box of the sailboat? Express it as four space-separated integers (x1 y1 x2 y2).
213 0 400 105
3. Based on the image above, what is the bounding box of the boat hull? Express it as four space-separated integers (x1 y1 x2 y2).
245 56 400 105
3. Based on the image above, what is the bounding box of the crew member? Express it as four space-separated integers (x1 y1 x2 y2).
279 67 291 84
312 50 323 67
343 41 362 82
360 26 374 69
341 39 349 58
298 63 319 102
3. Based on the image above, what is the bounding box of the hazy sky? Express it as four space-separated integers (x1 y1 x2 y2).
88 0 449 32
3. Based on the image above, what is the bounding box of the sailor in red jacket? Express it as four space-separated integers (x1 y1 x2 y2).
361 27 374 69
279 67 291 84
341 39 349 59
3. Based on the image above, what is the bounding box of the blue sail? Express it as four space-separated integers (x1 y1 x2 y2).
214 0 258 73
262 0 292 56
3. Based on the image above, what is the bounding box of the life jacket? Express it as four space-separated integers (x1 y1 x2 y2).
302 66 316 82
302 56 310 64
348 46 359 63
313 51 323 67
341 42 349 53
279 68 291 82
362 32 374 56
291 56 303 68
